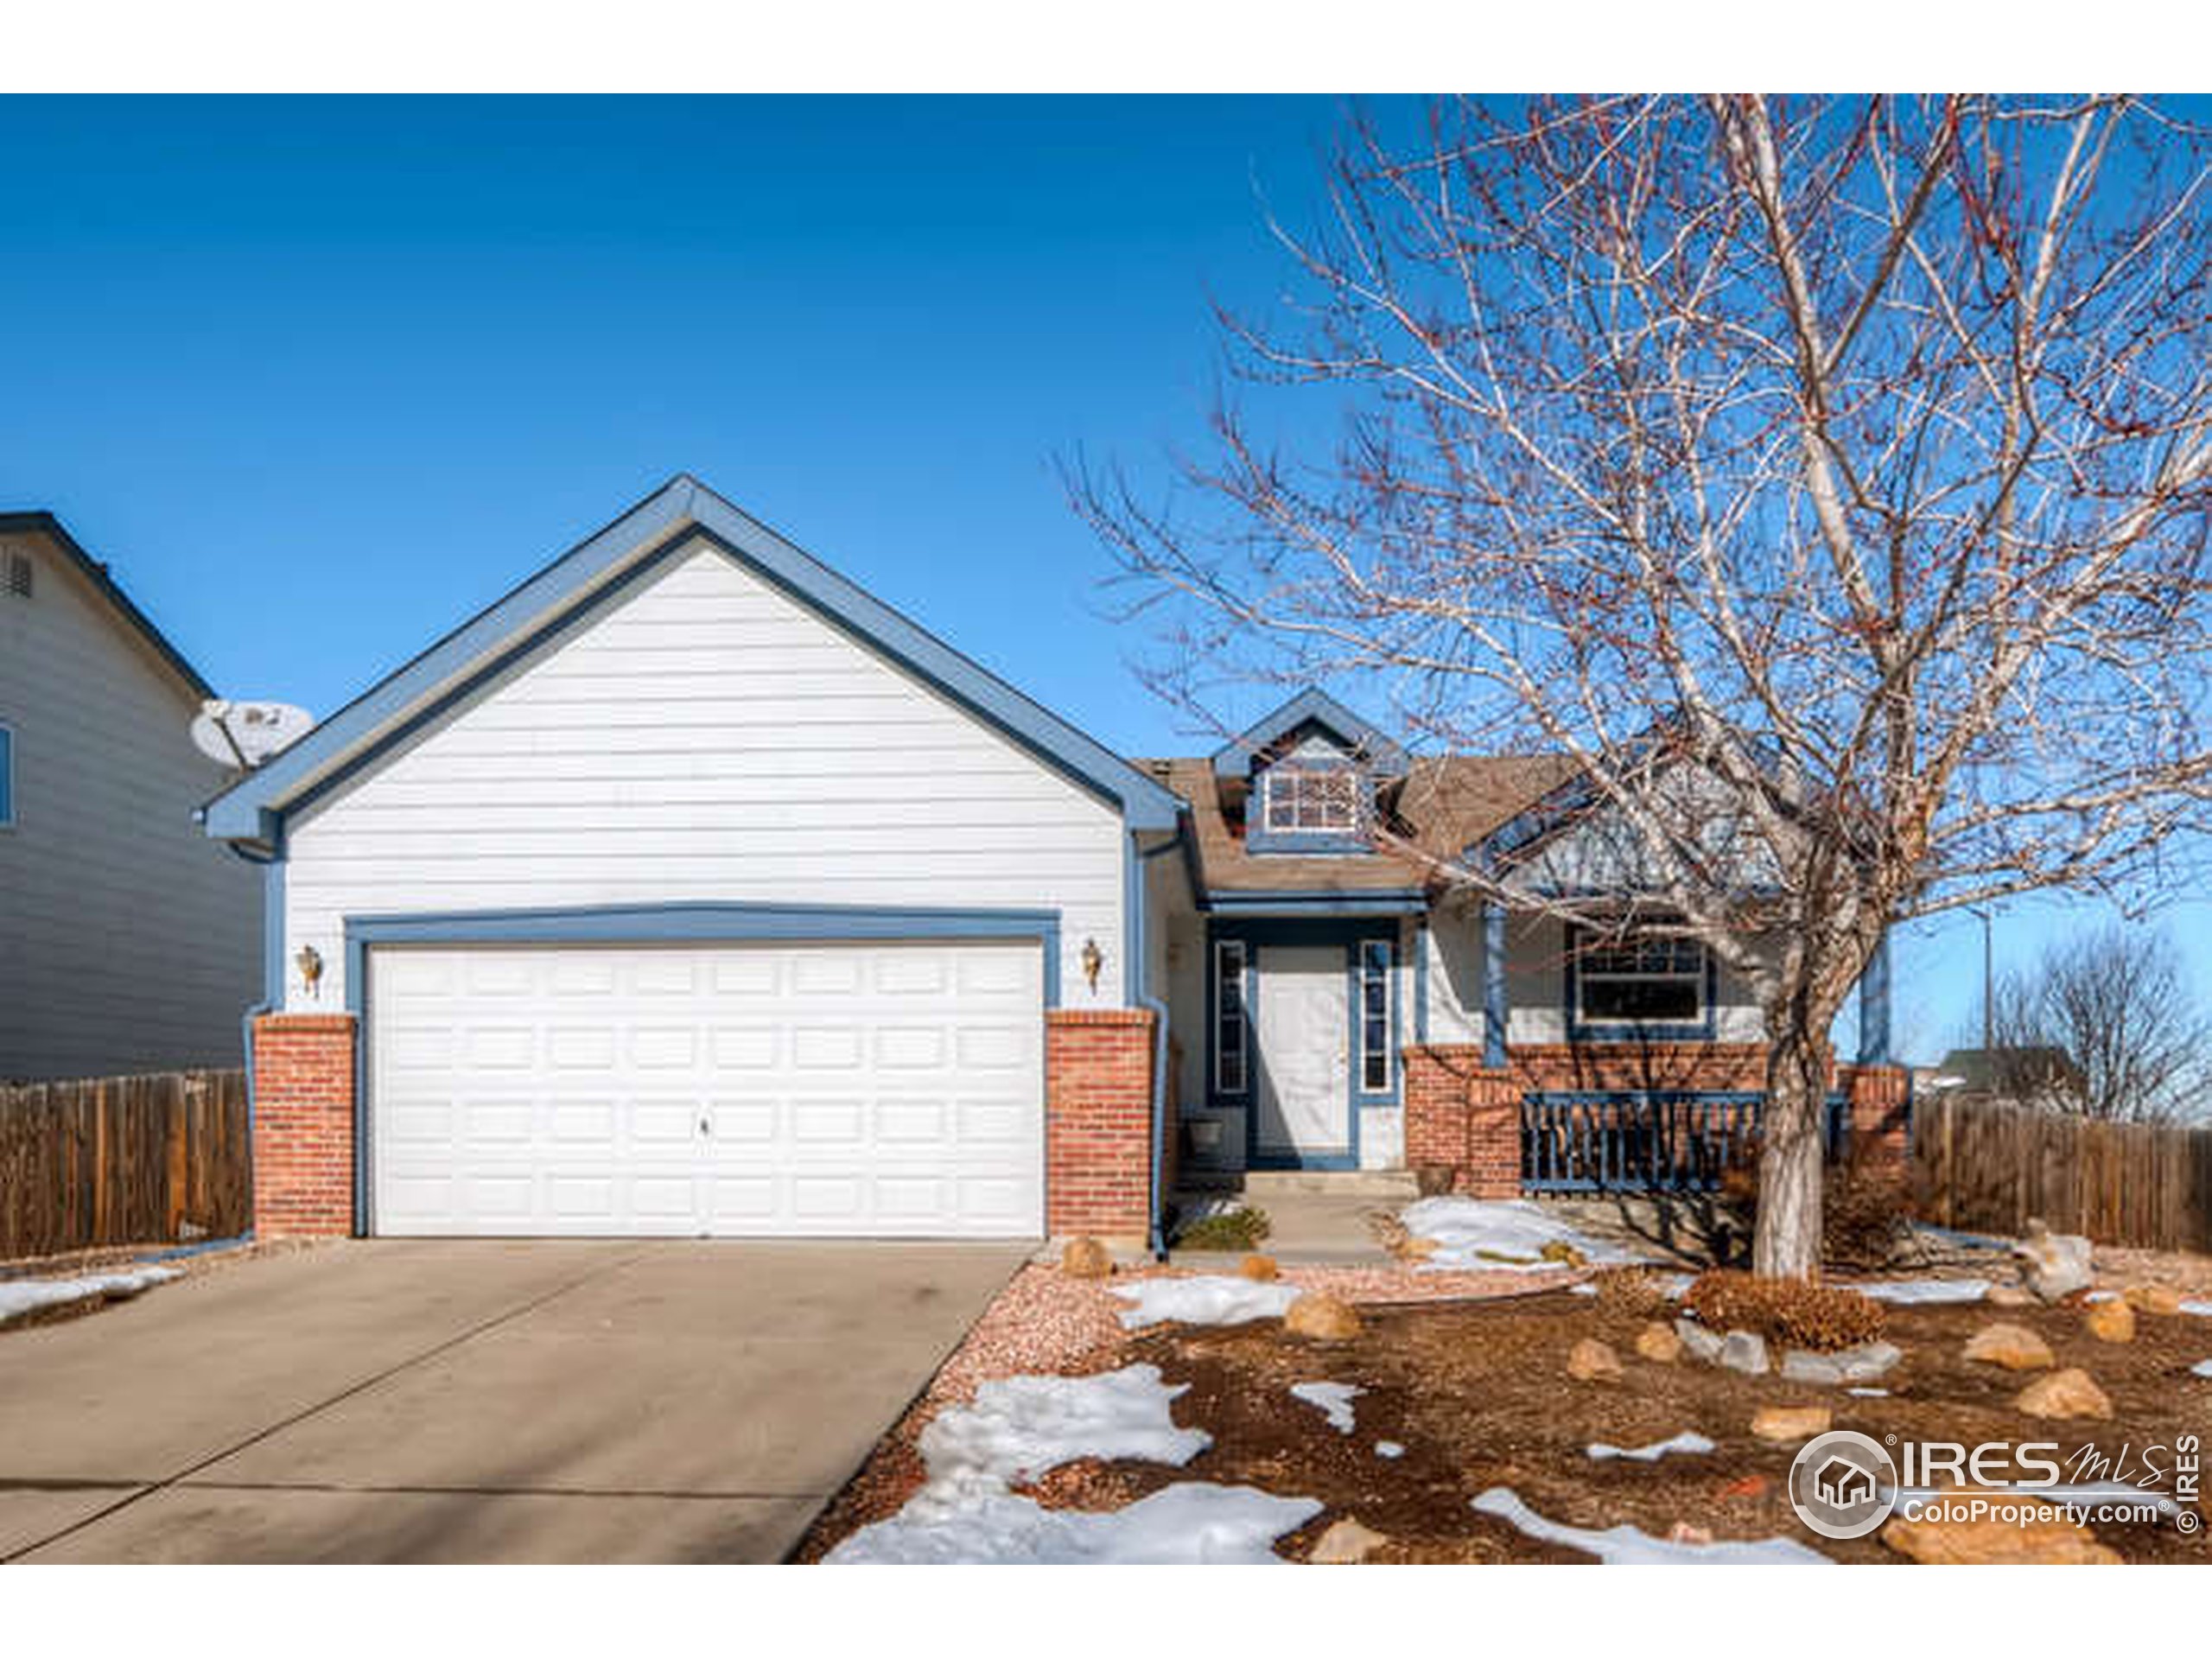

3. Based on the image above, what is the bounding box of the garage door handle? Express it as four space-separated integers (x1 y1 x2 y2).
700 1116 710 1136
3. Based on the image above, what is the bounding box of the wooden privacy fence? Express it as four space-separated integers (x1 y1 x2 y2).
0 1069 250 1260
1912 1094 2212 1255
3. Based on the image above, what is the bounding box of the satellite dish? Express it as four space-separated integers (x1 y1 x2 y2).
192 699 315 770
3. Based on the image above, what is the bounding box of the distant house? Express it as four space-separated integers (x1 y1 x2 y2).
1929 1046 2085 1110
0 512 263 1080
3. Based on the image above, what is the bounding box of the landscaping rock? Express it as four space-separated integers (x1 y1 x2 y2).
1719 1330 1770 1376
1061 1237 1113 1280
1240 1254 1280 1282
1963 1322 2056 1371
1635 1322 1684 1364
2085 1298 2137 1344
1750 1404 1832 1444
2122 1284 2183 1317
1988 1284 2038 1308
1284 1293 1363 1342
1838 1340 1904 1382
1308 1516 1389 1564
2015 1367 2113 1421
2014 1219 2094 1304
1883 1491 2122 1566
1675 1318 1724 1363
1541 1240 1589 1268
1567 1338 1624 1383
1781 1350 1845 1386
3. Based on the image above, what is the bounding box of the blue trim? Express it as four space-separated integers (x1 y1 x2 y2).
1561 920 1719 1044
204 475 1182 840
1483 901 1510 1068
235 840 285 1240
1857 928 1892 1065
1210 688 1408 779
1205 889 1428 918
1414 916 1431 1045
1131 834 1182 1259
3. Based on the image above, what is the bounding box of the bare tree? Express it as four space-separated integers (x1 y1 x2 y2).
1073 96 2212 1277
1982 925 2212 1123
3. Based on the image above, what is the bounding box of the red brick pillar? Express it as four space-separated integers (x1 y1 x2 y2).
251 1014 358 1238
1044 1009 1157 1243
1464 1071 1522 1198
1846 1064 1910 1176
1404 1045 1522 1198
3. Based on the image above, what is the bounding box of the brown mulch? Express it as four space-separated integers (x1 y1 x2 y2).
795 1261 2212 1565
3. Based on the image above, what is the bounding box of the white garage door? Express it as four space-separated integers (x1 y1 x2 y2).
367 938 1045 1237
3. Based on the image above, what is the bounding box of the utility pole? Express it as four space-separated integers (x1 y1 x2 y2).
1967 906 1994 1055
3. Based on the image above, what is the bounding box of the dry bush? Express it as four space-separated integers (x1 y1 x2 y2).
1682 1269 1887 1352
1590 1266 1673 1317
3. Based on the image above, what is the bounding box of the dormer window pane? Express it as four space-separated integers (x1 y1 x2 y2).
1263 767 1358 834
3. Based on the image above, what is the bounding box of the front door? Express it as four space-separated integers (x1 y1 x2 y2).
1252 944 1351 1165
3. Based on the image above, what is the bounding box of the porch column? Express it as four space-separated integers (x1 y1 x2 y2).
1857 927 1892 1066
1482 900 1509 1069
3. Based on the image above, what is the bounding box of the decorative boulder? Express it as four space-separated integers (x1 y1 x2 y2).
1284 1293 1363 1342
2122 1284 2183 1317
1838 1340 1904 1382
1061 1236 1113 1280
1884 1492 2122 1565
1240 1254 1281 1282
1963 1322 2057 1371
1308 1516 1389 1564
1674 1318 1725 1363
2015 1367 2113 1421
1988 1284 2038 1309
2085 1299 2138 1344
1635 1322 1685 1364
2013 1219 2094 1304
1567 1338 1624 1383
1751 1404 1832 1444
1719 1330 1770 1376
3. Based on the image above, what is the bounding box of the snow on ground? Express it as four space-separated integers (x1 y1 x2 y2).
1851 1278 1991 1305
2191 1359 2212 1378
1568 1282 1599 1296
1471 1488 1831 1564
1847 1387 1891 1398
1288 1381 1362 1434
828 1363 1318 1565
1375 1440 1406 1459
1399 1198 1645 1272
1111 1274 1300 1330
1585 1431 1715 1464
829 1481 1323 1565
2183 1300 2212 1318
0 1266 180 1325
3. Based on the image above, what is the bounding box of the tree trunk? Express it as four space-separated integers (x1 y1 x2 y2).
1752 1024 1832 1279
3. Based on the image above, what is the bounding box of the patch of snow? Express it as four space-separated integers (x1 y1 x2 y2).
1375 1440 1406 1459
829 1481 1323 1565
825 1364 1323 1564
1851 1278 1992 1306
1585 1431 1715 1464
2180 1300 2212 1318
2083 1289 2120 1303
0 1266 181 1325
1568 1282 1599 1297
1289 1381 1363 1434
1400 1198 1644 1273
1111 1274 1300 1330
1656 1273 1696 1300
1847 1387 1891 1398
2190 1359 2212 1379
1471 1487 1831 1564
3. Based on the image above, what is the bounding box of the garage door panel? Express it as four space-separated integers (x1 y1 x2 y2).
370 939 1044 1237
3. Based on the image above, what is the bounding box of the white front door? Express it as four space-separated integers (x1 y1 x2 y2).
367 938 1044 1238
1252 944 1350 1163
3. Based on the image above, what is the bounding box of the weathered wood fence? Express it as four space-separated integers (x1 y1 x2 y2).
0 1069 250 1260
1912 1094 2212 1255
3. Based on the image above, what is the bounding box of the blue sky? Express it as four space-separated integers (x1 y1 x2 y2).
2 95 2199 1060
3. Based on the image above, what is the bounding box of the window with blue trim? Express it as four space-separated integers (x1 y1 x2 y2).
1214 939 1249 1093
0 724 12 826
1263 766 1359 834
1572 923 1706 1025
1358 938 1392 1091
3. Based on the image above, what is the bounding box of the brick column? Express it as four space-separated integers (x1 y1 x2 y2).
1404 1044 1522 1198
1845 1063 1911 1175
1044 1008 1157 1243
251 1014 358 1238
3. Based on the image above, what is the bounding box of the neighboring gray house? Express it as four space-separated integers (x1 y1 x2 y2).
0 511 264 1080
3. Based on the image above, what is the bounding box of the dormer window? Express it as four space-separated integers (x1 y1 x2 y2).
1263 766 1359 835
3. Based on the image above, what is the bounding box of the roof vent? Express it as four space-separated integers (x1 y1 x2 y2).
5 550 29 599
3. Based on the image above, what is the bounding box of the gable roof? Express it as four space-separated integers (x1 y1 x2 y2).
200 475 1185 842
0 511 216 701
1210 687 1410 779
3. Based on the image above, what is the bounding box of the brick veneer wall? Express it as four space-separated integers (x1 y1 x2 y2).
1045 1008 1158 1243
251 1014 358 1238
1841 1064 1910 1173
1403 1045 1519 1198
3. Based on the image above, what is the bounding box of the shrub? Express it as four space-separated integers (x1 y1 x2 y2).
1174 1205 1271 1251
1681 1269 1887 1352
1590 1266 1673 1316
1823 1160 1914 1271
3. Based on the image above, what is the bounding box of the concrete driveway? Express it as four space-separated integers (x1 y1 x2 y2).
0 1238 1024 1563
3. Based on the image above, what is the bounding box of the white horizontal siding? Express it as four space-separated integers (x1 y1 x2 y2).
282 539 1126 1011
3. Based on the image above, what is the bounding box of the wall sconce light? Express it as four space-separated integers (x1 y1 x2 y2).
1080 938 1103 993
295 944 323 998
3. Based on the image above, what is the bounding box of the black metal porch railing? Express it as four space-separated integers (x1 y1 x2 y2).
1520 1090 1851 1194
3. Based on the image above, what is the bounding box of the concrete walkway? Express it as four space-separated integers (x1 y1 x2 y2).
0 1238 1023 1563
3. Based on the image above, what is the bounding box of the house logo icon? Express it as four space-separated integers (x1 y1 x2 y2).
1789 1430 1898 1541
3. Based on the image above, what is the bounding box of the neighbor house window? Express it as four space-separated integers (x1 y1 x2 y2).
1262 766 1359 834
0 724 12 827
1572 922 1707 1026
1213 939 1249 1093
1358 938 1393 1091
